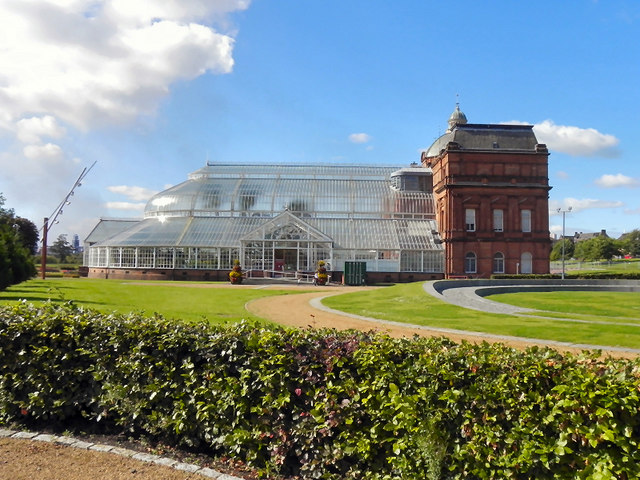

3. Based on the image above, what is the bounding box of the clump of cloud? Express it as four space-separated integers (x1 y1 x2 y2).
506 119 620 157
595 174 640 188
348 133 372 144
0 0 246 131
532 120 619 158
107 185 159 202
106 185 159 212
549 197 624 215
0 0 248 233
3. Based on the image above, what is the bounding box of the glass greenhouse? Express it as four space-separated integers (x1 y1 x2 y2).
85 163 444 277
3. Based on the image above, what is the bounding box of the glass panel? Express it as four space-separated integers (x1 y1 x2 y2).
196 248 219 269
156 248 174 268
465 252 477 273
521 210 531 232
493 209 503 232
520 252 532 274
138 248 155 268
465 209 476 232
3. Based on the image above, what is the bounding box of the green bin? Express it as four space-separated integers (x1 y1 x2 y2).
344 261 367 286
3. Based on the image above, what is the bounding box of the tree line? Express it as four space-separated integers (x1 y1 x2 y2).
550 230 640 262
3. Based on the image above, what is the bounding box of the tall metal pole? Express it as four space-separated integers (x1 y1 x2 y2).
41 218 48 279
40 162 96 279
557 207 572 280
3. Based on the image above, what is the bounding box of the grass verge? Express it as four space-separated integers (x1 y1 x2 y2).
0 278 303 325
321 282 640 349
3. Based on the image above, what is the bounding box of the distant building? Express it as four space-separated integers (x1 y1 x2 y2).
573 229 609 243
85 105 552 281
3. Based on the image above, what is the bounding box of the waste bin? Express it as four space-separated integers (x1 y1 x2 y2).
343 261 367 286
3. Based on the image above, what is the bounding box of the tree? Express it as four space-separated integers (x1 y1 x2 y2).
574 237 622 261
550 238 574 261
50 234 74 263
0 194 36 290
620 229 640 257
11 216 39 255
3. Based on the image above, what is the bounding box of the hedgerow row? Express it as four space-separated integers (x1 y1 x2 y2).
1 302 639 479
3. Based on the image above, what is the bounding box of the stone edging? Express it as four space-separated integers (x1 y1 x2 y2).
0 428 246 480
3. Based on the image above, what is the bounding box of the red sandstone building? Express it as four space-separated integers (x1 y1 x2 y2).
422 106 551 278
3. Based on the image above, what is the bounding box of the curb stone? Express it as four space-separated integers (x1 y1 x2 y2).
0 428 246 479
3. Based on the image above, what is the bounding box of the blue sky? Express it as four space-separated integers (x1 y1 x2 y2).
1 0 638 244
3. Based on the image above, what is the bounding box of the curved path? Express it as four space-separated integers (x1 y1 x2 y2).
244 283 640 358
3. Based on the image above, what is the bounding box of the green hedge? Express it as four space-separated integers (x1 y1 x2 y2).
1 302 640 479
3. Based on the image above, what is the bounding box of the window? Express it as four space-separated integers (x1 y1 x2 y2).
464 252 477 273
493 252 505 273
520 252 532 274
465 209 476 232
493 209 503 232
521 209 531 232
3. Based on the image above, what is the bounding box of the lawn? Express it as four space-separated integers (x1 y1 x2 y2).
2 277 640 350
321 282 640 350
0 278 301 325
486 291 640 321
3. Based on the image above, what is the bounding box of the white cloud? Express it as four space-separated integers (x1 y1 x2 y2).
532 120 619 158
349 133 372 144
0 0 246 130
105 201 147 211
16 116 66 144
594 173 640 188
0 0 248 239
23 143 65 161
555 171 570 180
107 185 158 201
549 197 624 215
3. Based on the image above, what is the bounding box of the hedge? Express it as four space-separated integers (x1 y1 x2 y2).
1 301 640 479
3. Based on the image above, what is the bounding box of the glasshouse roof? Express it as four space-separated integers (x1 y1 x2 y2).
87 163 444 273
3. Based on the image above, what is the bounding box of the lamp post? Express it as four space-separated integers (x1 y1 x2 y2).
557 207 572 280
40 162 95 279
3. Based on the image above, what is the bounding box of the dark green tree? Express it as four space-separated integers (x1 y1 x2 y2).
11 216 39 255
574 237 622 261
50 234 74 263
620 229 640 257
0 194 36 290
550 238 574 261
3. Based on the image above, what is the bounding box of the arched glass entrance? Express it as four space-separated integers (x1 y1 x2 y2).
241 211 333 273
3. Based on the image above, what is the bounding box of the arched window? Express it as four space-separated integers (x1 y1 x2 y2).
493 252 505 273
464 252 477 273
520 252 532 274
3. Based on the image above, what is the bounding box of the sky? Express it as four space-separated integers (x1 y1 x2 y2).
0 0 639 245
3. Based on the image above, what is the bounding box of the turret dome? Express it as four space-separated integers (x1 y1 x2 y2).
447 103 467 132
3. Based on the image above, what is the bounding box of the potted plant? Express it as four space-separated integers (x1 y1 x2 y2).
314 260 328 285
229 259 243 284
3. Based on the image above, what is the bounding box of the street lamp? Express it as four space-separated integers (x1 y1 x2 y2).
40 162 95 279
556 206 572 280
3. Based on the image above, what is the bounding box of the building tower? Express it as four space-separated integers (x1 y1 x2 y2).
421 105 551 278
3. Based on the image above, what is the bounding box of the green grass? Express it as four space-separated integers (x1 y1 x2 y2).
321 283 640 350
552 258 640 274
486 291 640 321
0 278 303 325
3 278 640 350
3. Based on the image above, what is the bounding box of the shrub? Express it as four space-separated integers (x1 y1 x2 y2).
2 302 640 478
